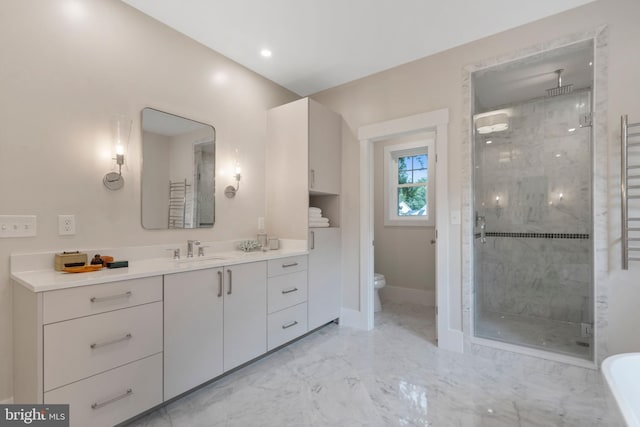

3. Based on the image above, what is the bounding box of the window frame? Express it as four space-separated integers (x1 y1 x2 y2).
383 139 435 226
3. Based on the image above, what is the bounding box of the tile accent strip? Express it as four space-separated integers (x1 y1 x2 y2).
474 232 590 240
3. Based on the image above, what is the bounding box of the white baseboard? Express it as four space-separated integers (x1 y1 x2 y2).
339 308 369 330
0 396 14 404
438 328 464 353
380 285 435 307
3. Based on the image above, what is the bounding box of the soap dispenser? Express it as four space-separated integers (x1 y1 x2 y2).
257 217 268 249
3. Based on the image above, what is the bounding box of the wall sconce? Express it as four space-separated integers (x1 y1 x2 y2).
495 195 502 218
224 151 241 198
475 113 509 134
103 115 131 191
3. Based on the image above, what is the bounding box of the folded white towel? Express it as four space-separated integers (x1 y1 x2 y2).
309 217 329 223
309 222 330 228
309 212 323 218
309 207 322 213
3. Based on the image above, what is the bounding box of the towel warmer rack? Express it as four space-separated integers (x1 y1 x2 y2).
168 179 190 229
621 115 640 269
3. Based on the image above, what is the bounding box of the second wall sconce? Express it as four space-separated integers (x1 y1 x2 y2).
224 150 241 198
104 115 132 191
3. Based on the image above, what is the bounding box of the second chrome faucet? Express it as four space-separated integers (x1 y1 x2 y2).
187 240 200 258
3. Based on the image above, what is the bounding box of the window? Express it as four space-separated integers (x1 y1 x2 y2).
383 140 435 226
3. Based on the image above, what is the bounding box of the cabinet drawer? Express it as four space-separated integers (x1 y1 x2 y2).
267 256 307 277
267 270 307 313
44 302 162 392
267 302 308 351
43 276 162 324
44 353 162 427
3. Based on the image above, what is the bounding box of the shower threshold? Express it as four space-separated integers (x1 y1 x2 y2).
475 311 592 360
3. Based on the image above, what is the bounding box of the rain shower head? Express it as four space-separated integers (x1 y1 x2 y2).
546 69 573 97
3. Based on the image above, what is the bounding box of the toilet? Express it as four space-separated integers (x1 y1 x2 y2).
374 273 386 312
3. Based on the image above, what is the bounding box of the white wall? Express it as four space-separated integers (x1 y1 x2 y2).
312 0 640 355
373 137 435 296
0 0 297 401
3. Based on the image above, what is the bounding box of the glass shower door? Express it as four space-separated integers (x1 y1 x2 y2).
473 89 594 361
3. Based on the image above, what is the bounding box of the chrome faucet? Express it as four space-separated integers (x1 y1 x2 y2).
187 240 200 258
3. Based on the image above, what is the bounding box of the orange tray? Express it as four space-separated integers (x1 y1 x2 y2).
63 265 103 273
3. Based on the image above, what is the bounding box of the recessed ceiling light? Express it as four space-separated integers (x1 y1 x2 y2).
260 49 272 58
486 140 493 144
568 128 576 132
555 153 561 158
589 61 593 66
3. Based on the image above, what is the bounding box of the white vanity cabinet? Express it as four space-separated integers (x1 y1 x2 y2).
163 268 223 400
13 276 164 427
163 261 267 400
308 228 341 330
266 256 309 350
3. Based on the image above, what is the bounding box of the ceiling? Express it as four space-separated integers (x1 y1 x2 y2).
122 0 595 96
474 39 594 111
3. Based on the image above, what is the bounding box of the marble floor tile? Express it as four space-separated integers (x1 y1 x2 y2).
126 303 622 426
475 310 592 359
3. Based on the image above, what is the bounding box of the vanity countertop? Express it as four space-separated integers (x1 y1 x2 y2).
12 248 308 293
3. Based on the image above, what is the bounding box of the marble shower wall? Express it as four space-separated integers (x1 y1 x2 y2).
474 91 592 323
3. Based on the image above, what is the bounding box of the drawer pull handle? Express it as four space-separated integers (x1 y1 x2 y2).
90 291 132 303
91 388 133 410
282 287 298 294
217 271 223 297
227 269 233 295
282 262 298 268
282 320 298 329
90 333 132 349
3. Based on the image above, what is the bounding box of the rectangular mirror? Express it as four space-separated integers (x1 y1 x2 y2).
141 107 216 229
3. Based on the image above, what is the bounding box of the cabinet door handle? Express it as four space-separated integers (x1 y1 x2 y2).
281 287 298 294
90 291 132 303
282 262 298 268
310 231 315 250
90 333 132 349
282 320 298 329
227 269 233 295
91 388 133 410
310 169 315 188
217 270 223 297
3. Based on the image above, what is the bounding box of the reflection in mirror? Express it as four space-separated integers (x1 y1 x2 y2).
141 108 215 229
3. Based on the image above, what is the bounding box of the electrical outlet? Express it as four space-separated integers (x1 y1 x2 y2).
0 215 37 238
58 214 76 236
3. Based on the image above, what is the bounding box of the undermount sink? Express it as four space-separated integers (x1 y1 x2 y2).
175 255 229 263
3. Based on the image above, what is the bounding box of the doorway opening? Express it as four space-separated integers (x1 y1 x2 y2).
358 109 462 352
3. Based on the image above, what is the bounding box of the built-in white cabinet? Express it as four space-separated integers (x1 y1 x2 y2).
13 277 164 427
308 228 341 330
266 97 342 239
164 261 267 400
308 98 342 195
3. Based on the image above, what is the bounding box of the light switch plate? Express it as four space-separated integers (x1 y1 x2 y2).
0 215 37 238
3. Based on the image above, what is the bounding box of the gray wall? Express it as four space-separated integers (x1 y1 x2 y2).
312 0 640 356
0 0 297 401
374 137 435 296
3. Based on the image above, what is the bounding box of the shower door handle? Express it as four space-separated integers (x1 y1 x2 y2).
477 215 487 244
